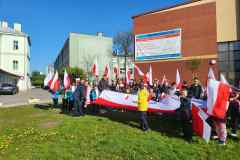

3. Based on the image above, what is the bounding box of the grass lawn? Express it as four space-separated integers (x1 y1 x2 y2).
0 105 240 160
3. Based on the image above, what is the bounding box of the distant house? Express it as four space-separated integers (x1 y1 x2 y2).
54 32 113 78
0 21 31 91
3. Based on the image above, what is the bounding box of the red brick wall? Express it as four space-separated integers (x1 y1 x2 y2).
136 59 218 85
133 2 218 83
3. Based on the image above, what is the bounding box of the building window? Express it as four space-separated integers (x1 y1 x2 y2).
13 40 19 50
13 60 18 70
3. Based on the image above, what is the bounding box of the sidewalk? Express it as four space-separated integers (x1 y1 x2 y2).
0 88 52 108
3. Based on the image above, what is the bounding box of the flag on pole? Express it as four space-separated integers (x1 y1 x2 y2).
208 67 216 80
134 64 144 76
50 71 60 92
92 59 99 77
176 68 181 89
104 64 110 79
192 105 211 143
149 64 153 86
126 65 131 85
64 69 71 89
44 71 53 87
113 64 120 78
207 79 231 119
161 74 168 85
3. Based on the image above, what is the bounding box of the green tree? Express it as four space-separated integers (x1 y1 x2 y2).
59 67 86 81
31 71 45 88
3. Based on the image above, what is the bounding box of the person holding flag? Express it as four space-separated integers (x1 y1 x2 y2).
207 79 231 145
176 89 193 142
50 71 60 108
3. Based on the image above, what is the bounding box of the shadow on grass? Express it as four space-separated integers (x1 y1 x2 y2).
34 103 183 139
33 103 58 110
86 106 183 138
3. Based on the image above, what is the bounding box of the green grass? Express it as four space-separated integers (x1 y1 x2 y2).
0 105 240 160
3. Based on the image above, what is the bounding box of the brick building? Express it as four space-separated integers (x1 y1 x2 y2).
132 0 240 84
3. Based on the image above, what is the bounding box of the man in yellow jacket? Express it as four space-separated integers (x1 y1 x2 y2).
138 82 150 131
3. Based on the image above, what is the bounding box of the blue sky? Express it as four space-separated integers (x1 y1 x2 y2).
0 0 188 72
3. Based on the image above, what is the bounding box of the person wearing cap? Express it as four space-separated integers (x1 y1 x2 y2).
137 81 150 131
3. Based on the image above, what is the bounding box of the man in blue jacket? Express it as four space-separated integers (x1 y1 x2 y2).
73 80 85 116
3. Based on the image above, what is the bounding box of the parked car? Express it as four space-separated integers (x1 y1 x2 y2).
0 83 19 95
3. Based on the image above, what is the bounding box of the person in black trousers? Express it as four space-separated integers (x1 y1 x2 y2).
177 89 193 142
73 80 85 116
229 92 240 137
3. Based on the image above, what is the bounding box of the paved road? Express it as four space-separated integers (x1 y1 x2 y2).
0 88 52 107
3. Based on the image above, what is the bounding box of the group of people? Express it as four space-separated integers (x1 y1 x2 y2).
49 74 240 145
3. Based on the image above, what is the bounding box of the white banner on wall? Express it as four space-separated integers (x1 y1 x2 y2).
135 28 182 61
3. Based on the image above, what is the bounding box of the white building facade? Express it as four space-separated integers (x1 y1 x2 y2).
54 32 113 79
0 21 31 91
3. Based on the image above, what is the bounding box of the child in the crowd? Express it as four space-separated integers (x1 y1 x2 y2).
177 89 193 142
65 88 74 112
51 90 60 108
90 83 98 113
229 92 240 137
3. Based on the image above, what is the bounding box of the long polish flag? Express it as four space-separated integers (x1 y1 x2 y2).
207 79 231 119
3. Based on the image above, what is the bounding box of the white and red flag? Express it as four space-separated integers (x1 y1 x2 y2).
64 69 71 89
207 79 231 119
92 59 99 77
161 74 168 85
176 68 181 89
192 105 211 143
125 65 131 85
44 71 53 87
134 64 144 76
113 64 120 78
149 64 153 86
50 71 60 92
104 64 110 79
208 67 216 80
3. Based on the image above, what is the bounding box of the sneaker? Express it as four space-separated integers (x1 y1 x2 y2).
218 140 226 146
230 133 238 137
212 135 218 140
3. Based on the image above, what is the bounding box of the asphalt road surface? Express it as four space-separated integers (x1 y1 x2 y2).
0 88 52 107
